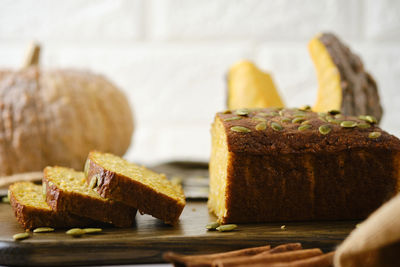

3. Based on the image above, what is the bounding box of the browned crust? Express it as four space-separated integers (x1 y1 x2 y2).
86 157 185 225
218 108 400 155
43 168 137 228
9 189 93 230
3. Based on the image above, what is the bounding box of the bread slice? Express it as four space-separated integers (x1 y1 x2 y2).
9 181 93 229
43 166 137 227
85 151 186 225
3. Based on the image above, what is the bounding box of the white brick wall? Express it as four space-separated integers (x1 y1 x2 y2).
0 0 399 164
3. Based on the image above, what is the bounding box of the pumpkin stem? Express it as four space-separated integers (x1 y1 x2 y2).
22 41 40 69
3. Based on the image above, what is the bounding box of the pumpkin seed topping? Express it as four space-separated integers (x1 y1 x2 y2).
278 110 284 116
318 112 327 117
257 112 269 117
301 120 311 125
13 232 30 241
293 112 306 118
358 115 368 121
33 227 55 233
340 121 357 128
206 222 220 230
319 125 332 135
255 122 267 131
365 115 377 124
222 110 231 114
292 117 305 124
369 132 381 139
318 116 328 122
231 126 251 133
252 117 267 122
300 105 311 111
216 224 237 232
89 176 97 189
224 116 242 121
83 228 102 234
236 109 250 116
42 183 47 199
281 117 291 123
271 122 283 131
327 117 340 124
269 111 279 117
357 123 371 129
298 124 311 131
66 228 86 237
328 110 341 115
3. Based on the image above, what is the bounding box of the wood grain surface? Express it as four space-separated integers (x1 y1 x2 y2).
0 201 356 266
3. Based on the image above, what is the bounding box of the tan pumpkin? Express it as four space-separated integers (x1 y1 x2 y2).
0 43 133 176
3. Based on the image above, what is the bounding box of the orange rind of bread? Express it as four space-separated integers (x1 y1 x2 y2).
43 166 137 227
9 181 93 229
85 151 186 225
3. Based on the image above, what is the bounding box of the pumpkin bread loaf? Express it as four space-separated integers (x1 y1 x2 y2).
209 107 400 224
9 182 93 229
85 151 186 225
43 166 137 227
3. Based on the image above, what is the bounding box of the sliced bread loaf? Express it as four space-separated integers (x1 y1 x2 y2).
9 181 92 229
43 166 137 227
85 151 186 225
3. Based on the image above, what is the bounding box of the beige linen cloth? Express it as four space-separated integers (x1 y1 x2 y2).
334 193 400 267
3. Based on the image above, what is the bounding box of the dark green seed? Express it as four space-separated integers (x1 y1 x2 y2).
13 232 30 241
222 110 232 114
340 121 357 128
298 124 311 131
236 109 249 116
292 117 305 124
271 122 283 131
293 112 306 118
357 123 371 129
300 105 311 111
206 222 220 230
224 116 242 121
301 120 311 125
365 115 377 124
319 125 332 135
281 117 291 123
369 132 381 139
328 110 341 115
216 224 237 232
358 115 368 121
255 122 267 131
230 126 251 133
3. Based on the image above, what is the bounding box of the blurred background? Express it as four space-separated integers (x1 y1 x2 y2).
0 0 399 165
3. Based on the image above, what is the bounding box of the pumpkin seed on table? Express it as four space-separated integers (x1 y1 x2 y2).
66 228 86 237
369 132 381 139
340 121 357 128
13 232 30 241
298 124 311 131
206 222 220 230
216 224 237 232
224 116 242 121
83 228 102 234
255 122 267 131
33 227 55 233
319 125 332 135
236 109 249 116
271 122 283 131
231 126 251 133
1 196 10 203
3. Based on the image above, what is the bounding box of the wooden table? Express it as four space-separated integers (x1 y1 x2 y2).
0 200 356 266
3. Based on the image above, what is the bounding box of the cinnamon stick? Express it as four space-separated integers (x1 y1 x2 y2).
163 245 271 267
251 251 335 267
263 243 302 255
212 248 323 267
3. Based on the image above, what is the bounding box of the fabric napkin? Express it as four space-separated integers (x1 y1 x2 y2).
334 193 400 267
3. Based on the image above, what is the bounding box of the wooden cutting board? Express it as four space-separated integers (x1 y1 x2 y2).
0 201 356 266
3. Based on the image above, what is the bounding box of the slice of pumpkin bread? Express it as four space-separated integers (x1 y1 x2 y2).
85 151 186 225
43 166 137 227
9 181 92 229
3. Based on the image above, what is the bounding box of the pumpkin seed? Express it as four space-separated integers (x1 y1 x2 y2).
89 176 97 189
83 228 102 234
293 112 306 118
340 121 357 128
84 159 90 177
300 105 311 111
230 126 251 133
281 117 291 123
335 114 343 119
257 112 269 117
271 122 283 131
66 228 86 237
252 117 267 122
206 222 220 230
365 115 377 124
328 110 341 115
298 124 311 131
369 132 381 139
33 227 55 233
13 232 30 241
278 110 284 116
357 123 371 129
222 110 231 114
292 117 305 124
42 183 47 199
301 120 311 125
358 115 368 121
2 196 10 203
255 122 267 131
224 116 242 121
280 225 286 230
236 109 249 116
327 117 340 124
269 111 279 117
318 112 327 117
319 125 332 135
216 224 237 232
318 116 328 122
